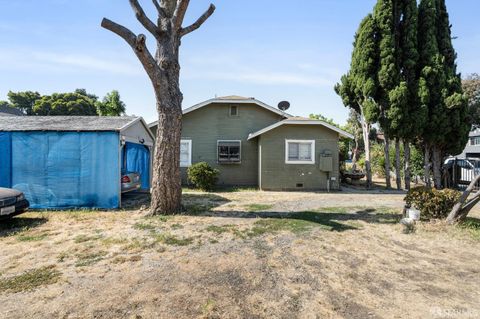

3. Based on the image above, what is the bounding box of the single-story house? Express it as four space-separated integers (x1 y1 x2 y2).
149 96 353 191
0 116 154 209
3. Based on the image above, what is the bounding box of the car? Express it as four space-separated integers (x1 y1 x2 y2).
121 171 141 193
0 187 29 219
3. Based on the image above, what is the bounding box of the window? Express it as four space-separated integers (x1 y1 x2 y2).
285 140 315 164
218 140 241 163
471 136 480 146
180 140 192 167
230 105 238 116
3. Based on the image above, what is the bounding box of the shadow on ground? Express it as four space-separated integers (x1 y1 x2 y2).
0 216 48 237
181 193 402 232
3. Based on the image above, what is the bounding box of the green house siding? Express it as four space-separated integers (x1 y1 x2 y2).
258 125 340 191
181 103 285 186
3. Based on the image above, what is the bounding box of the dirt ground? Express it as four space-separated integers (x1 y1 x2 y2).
1 189 479 319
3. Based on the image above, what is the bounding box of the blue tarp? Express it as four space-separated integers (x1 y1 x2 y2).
123 142 150 190
10 132 120 209
0 132 12 188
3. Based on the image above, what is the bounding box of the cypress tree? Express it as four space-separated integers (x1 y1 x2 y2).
335 15 379 189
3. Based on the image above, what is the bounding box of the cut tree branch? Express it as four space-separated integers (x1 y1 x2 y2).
101 18 159 81
173 0 190 31
180 3 215 37
129 0 162 38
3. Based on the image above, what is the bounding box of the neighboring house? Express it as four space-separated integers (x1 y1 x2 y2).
0 105 24 116
0 116 154 209
458 128 480 158
149 96 353 191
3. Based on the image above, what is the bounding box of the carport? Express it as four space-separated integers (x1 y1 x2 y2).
0 116 154 209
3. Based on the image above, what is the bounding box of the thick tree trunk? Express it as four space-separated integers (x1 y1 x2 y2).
432 145 443 189
404 141 411 190
424 145 431 188
395 138 402 190
360 110 372 189
384 135 392 189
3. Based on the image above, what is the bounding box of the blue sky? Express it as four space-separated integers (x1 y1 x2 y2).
0 0 479 124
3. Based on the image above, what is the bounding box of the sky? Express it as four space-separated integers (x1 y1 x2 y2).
0 0 479 125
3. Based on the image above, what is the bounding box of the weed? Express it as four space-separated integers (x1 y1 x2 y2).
201 298 217 317
16 233 48 242
171 223 184 230
133 222 157 231
0 266 61 293
152 233 194 246
205 224 235 234
75 251 108 267
458 218 480 240
74 234 103 243
245 204 273 212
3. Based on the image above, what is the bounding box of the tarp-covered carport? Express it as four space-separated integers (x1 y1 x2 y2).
0 116 154 209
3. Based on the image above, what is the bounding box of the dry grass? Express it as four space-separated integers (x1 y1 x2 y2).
0 190 479 318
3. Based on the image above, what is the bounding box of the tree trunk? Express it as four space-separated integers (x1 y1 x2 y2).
395 138 402 190
101 1 216 215
424 145 431 188
360 110 372 189
432 145 443 189
447 173 480 224
404 141 411 190
384 135 392 189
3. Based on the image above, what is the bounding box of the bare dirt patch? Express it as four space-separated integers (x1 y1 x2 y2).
1 190 479 318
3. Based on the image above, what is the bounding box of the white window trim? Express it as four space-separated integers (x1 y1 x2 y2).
285 139 315 164
217 140 242 164
180 139 192 167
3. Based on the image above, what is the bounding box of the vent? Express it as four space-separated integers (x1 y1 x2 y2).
296 183 304 188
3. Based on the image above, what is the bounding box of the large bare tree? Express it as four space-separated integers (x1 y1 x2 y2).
102 0 215 215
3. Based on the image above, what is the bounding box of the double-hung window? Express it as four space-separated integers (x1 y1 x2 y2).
180 139 192 167
218 140 241 163
285 140 315 164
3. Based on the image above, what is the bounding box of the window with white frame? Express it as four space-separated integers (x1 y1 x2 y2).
285 140 315 164
180 140 192 167
218 140 241 163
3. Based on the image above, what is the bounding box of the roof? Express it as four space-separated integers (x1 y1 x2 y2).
247 117 354 140
148 96 291 128
0 116 151 135
0 105 24 117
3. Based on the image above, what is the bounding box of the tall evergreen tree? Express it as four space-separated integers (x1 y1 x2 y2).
418 0 469 188
335 14 379 189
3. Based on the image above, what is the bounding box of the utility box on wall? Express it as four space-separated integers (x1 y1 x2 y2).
319 150 333 172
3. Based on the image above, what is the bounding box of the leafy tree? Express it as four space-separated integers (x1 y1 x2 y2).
335 14 380 188
102 0 216 214
418 0 469 188
97 90 126 116
7 91 41 115
74 88 99 102
0 100 10 108
463 74 480 128
32 93 98 116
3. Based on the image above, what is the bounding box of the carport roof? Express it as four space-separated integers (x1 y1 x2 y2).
0 116 149 133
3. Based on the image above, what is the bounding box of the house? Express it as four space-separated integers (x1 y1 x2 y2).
149 96 353 191
0 105 24 116
457 128 480 158
0 116 154 209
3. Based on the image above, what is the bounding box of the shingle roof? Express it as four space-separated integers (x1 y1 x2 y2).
0 105 24 117
0 116 141 131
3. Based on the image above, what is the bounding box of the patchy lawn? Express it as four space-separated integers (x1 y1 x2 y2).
1 190 479 319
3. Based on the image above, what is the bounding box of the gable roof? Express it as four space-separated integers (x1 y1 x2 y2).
148 96 291 128
247 117 354 140
0 105 24 116
0 116 154 139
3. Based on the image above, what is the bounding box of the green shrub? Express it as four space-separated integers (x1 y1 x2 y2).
404 186 461 219
187 162 219 191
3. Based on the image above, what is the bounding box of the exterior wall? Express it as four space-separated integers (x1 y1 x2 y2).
458 129 480 158
122 121 154 146
258 125 340 191
180 103 285 186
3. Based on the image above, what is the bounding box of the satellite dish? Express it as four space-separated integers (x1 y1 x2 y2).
278 101 290 111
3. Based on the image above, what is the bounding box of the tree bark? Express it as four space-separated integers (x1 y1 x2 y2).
360 109 372 189
404 141 411 190
395 138 402 190
432 145 443 189
384 135 392 189
424 144 431 188
102 0 215 215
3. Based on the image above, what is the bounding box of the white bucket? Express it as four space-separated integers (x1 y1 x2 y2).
408 208 421 221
